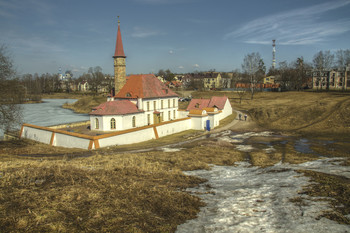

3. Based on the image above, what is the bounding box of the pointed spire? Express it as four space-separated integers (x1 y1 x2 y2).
114 16 126 58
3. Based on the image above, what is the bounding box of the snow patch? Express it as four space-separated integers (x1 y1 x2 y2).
161 147 183 152
177 159 350 233
235 144 254 152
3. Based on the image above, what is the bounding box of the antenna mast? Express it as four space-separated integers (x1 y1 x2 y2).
272 39 276 69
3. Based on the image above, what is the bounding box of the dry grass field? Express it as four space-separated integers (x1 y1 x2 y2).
191 90 350 138
1 90 350 232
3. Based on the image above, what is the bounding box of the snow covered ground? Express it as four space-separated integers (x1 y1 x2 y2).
177 160 350 232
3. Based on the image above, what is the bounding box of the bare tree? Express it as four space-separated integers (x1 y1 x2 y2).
336 49 350 70
241 52 265 99
88 66 104 94
313 50 334 71
0 45 24 132
236 89 246 104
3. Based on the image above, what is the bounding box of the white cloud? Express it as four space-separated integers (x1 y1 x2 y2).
169 50 174 54
225 0 350 45
193 64 200 68
131 26 164 38
178 65 184 69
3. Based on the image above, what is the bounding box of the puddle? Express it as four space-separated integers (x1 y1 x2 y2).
177 160 350 233
294 138 314 154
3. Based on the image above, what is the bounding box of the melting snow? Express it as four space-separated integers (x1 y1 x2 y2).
235 144 255 152
161 147 183 152
264 146 276 153
177 160 350 233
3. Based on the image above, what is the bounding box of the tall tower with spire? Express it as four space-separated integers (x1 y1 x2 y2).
113 17 126 95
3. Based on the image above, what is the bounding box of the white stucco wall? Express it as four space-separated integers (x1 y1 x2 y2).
90 113 144 132
190 116 208 130
90 116 104 131
178 110 189 119
156 118 191 137
22 126 52 144
20 117 193 149
21 125 92 149
219 99 233 120
208 113 220 129
54 133 91 149
98 127 155 147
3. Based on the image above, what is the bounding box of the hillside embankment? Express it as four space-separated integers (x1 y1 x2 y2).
233 91 350 139
62 95 106 113
190 90 350 139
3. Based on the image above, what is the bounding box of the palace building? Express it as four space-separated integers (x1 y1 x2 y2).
89 19 180 132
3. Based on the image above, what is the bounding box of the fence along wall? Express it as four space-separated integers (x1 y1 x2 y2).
20 117 191 150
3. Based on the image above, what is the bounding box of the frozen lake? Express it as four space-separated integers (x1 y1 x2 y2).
0 99 89 138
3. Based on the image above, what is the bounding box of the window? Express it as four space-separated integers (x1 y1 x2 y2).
126 92 131 97
110 118 116 129
95 118 99 129
147 114 150 125
161 100 164 109
153 101 156 110
147 101 150 111
132 116 136 127
168 99 170 108
173 110 176 119
173 99 175 107
168 111 171 120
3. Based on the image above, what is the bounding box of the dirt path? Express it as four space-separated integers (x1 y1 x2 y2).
211 109 260 133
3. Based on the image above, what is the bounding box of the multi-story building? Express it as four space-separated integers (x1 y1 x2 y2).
312 67 350 90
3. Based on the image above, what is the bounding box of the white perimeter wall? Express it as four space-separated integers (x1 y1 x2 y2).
21 118 192 150
98 127 155 147
156 118 191 138
22 126 52 144
54 133 91 149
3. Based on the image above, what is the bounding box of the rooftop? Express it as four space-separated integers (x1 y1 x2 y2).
115 74 179 99
90 100 143 115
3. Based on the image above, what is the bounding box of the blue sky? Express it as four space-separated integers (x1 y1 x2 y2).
1 0 350 77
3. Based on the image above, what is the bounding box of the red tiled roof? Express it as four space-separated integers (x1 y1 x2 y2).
209 96 228 110
115 74 178 99
90 100 143 115
186 96 229 111
114 22 126 58
186 99 211 111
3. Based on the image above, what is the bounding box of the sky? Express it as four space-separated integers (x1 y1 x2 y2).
1 0 350 77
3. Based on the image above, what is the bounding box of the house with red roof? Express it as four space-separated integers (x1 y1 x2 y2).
90 73 179 131
89 19 232 133
184 96 233 129
89 19 179 132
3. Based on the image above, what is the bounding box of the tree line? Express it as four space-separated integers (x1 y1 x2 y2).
17 66 114 101
238 49 350 99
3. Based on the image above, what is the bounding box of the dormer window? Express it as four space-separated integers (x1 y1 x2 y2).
126 92 131 97
195 103 200 108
